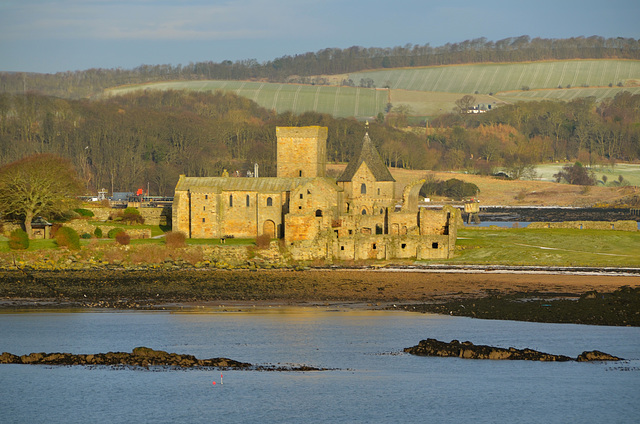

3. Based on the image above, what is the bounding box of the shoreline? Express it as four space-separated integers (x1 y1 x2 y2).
1 267 638 325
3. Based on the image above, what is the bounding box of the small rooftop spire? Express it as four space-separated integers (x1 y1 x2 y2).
364 120 369 134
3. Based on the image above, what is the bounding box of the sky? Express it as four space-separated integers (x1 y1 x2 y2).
1 0 639 74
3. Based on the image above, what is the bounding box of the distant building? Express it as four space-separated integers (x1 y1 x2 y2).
173 125 458 261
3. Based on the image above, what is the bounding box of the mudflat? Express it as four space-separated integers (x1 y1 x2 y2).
1 268 637 303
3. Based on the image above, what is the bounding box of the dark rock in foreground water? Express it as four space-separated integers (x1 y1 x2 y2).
0 347 326 371
404 339 622 362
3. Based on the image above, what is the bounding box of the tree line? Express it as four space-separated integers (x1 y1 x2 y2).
0 90 428 196
425 92 640 177
0 90 638 197
1 36 639 98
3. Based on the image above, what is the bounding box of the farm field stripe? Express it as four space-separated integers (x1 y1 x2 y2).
432 68 445 91
313 86 320 111
558 62 568 87
528 63 540 89
332 86 341 116
271 84 282 110
291 85 301 111
472 67 486 94
570 63 579 87
487 67 499 93
407 70 419 90
543 62 554 87
460 68 472 92
586 62 594 87
514 65 526 90
253 83 264 102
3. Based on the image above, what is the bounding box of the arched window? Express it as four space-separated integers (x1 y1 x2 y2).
361 208 367 215
315 209 323 217
246 195 250 207
299 170 303 177
266 197 273 207
361 183 367 194
229 194 233 207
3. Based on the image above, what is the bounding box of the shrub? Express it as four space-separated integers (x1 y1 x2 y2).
255 233 271 249
107 228 125 238
122 207 144 225
115 231 131 245
165 231 186 248
553 162 596 186
8 229 29 250
80 233 92 239
420 178 479 201
55 226 80 250
94 227 103 238
74 208 94 217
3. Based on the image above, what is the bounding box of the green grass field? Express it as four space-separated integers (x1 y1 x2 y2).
107 81 388 119
496 86 640 103
532 163 640 186
347 60 640 94
450 228 640 267
105 60 640 118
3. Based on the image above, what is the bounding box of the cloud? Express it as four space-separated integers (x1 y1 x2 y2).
1 0 326 41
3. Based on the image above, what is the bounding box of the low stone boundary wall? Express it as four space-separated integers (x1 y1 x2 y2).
527 220 637 231
63 219 152 239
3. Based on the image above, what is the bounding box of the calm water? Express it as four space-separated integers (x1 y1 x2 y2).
1 308 638 423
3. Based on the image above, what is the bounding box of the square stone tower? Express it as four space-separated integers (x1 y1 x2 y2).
276 126 328 178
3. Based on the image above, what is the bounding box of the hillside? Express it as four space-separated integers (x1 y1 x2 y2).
105 59 640 118
327 164 640 207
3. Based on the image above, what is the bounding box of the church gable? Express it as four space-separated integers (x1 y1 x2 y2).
337 132 395 183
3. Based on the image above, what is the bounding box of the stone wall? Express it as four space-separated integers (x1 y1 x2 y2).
339 163 395 215
85 206 170 226
63 219 152 239
276 126 327 178
527 220 638 231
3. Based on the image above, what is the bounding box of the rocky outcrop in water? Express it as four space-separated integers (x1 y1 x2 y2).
404 339 622 362
0 347 325 371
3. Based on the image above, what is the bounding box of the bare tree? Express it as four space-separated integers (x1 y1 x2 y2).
0 154 83 237
454 95 477 113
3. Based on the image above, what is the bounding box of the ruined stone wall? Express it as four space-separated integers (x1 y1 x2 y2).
419 207 451 236
85 207 111 221
276 126 327 178
388 212 419 235
138 207 171 226
527 220 637 231
172 191 190 236
284 214 323 243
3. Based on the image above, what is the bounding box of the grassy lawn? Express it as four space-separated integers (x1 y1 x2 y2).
89 221 166 237
447 228 640 267
533 163 640 186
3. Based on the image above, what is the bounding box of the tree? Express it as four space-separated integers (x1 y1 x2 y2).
0 154 83 238
553 162 596 186
455 95 476 113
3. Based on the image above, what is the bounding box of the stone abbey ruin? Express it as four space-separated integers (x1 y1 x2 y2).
173 126 458 261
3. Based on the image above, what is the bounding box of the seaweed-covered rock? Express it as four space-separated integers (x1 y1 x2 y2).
404 339 621 362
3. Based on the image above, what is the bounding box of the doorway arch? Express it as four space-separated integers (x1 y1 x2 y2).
263 220 276 238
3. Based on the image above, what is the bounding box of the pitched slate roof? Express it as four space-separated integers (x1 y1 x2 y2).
175 176 341 193
337 132 395 182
